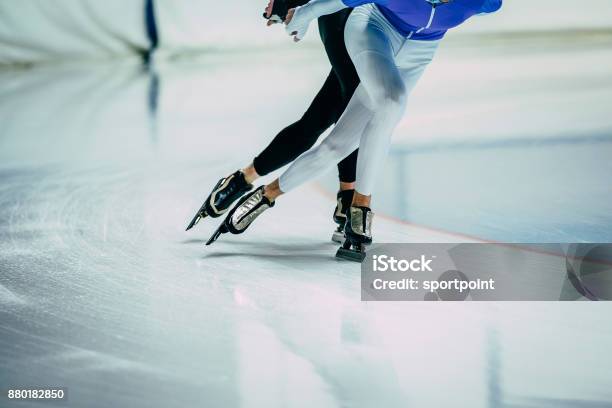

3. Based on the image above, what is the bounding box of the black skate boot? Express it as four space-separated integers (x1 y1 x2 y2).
206 186 275 245
336 206 373 262
186 170 253 231
331 189 354 243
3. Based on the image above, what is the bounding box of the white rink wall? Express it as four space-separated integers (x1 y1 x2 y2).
1 0 612 65
0 0 148 64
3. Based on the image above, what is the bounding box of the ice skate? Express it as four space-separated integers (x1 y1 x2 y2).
331 189 354 243
186 170 253 231
206 186 275 245
336 206 373 262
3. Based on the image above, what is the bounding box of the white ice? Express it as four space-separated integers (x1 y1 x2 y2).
1 32 612 408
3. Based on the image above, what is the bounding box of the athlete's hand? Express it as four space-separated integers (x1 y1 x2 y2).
285 7 311 42
264 0 290 26
264 0 274 18
264 0 277 26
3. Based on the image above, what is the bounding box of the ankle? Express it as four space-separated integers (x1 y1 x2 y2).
242 164 259 184
263 179 283 202
339 181 355 191
352 191 371 208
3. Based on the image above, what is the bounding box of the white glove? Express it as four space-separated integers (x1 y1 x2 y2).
285 6 312 42
285 0 345 42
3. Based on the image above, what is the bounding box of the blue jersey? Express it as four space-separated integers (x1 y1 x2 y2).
341 0 502 40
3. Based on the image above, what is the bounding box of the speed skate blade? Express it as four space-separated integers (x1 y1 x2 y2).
331 230 345 243
205 224 228 246
335 245 366 263
186 209 208 231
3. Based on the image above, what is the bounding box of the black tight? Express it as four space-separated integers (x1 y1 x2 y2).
252 8 359 183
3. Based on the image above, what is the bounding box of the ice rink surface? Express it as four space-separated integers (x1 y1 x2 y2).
1 33 612 407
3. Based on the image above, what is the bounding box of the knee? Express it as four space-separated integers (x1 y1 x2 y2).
373 84 407 114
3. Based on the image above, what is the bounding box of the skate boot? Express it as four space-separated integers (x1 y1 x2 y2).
186 170 253 231
336 206 373 262
206 186 275 245
331 189 354 243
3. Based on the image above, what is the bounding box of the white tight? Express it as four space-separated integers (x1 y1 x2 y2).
279 4 439 196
